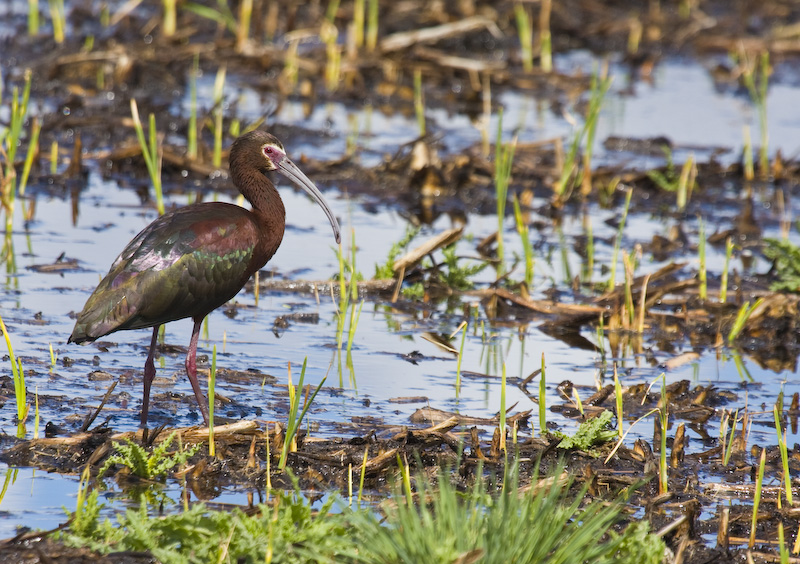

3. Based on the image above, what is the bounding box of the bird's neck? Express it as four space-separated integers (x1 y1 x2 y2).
233 168 286 258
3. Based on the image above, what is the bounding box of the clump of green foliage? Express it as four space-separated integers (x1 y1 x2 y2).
349 461 664 564
97 431 200 481
374 225 420 279
61 480 354 562
553 409 618 455
435 244 488 291
763 238 800 292
62 460 665 564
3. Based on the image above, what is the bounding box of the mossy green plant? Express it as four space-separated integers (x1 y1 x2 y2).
97 431 200 481
553 409 617 454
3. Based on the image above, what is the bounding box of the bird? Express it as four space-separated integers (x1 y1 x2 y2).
68 130 341 428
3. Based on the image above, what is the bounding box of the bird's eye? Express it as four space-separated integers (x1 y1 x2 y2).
265 147 273 154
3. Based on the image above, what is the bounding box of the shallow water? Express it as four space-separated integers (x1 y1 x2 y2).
1 46 800 537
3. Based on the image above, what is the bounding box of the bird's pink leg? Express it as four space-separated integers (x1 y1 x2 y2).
141 325 160 428
186 317 210 426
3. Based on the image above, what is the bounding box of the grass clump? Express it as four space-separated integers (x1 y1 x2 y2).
350 461 664 564
62 460 664 564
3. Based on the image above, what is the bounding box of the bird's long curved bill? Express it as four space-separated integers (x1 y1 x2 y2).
278 158 341 244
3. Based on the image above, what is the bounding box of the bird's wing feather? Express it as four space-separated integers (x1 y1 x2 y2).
69 203 259 342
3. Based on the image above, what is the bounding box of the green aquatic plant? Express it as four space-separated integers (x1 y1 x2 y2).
402 281 424 299
698 217 707 300
0 314 28 429
513 194 534 287
374 225 419 279
235 0 253 51
554 409 616 454
774 405 792 505
17 117 40 197
494 111 517 276
555 71 610 201
739 50 770 177
436 243 488 291
538 0 553 72
366 0 378 51
183 0 237 33
130 99 165 215
349 461 665 564
763 237 800 292
414 68 425 136
658 374 668 495
719 236 733 303
539 353 546 436
61 477 355 562
279 358 325 470
97 431 200 481
607 187 632 291
727 298 764 344
514 3 533 72
47 0 65 43
28 0 39 35
749 447 766 548
1 69 32 240
67 455 668 562
162 0 176 37
212 66 227 168
187 54 199 160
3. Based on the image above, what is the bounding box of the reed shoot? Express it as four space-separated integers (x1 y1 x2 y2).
614 364 623 438
130 100 165 215
513 194 533 287
607 188 633 291
514 3 533 72
741 50 770 177
455 320 467 396
698 217 707 300
743 125 754 181
366 0 378 51
0 314 28 425
719 236 733 303
187 54 199 160
538 0 552 72
47 0 65 43
413 68 425 136
212 66 227 168
279 359 325 470
18 117 40 197
728 298 764 343
723 409 738 465
539 353 546 435
28 0 39 35
494 111 517 277
749 447 766 548
162 0 176 37
774 405 792 505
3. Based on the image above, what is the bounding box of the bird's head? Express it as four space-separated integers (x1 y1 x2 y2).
229 130 341 244
260 138 287 172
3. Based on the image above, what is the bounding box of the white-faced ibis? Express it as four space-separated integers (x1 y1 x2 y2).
68 130 341 427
